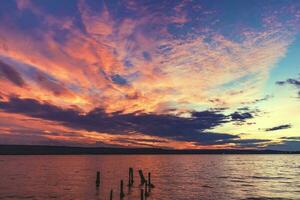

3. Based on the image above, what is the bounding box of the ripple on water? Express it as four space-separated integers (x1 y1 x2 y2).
217 176 229 179
0 195 36 199
201 184 213 188
0 155 299 200
230 179 248 183
241 184 254 187
249 176 292 180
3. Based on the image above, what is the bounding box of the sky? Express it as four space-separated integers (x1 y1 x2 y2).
0 0 299 150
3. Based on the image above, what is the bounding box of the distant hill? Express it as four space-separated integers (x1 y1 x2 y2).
0 145 299 155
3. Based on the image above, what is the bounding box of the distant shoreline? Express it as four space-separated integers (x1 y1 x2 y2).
0 145 299 155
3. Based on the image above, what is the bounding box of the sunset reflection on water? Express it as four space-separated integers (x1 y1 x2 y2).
0 155 299 200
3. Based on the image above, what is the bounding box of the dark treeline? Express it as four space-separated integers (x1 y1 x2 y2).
0 145 299 155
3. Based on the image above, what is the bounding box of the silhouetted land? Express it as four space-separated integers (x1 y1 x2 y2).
0 145 299 155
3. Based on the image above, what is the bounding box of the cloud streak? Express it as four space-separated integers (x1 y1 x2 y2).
0 97 240 145
265 124 292 132
0 60 26 87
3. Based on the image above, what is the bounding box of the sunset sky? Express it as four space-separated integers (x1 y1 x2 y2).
0 0 299 150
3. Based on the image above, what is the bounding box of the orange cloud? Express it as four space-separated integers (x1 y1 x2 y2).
0 0 299 148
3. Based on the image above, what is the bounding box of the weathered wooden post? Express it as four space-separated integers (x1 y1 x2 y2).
128 167 134 187
148 172 151 192
138 170 146 185
110 189 113 200
130 167 134 185
96 171 100 187
145 181 149 197
140 189 144 200
128 168 131 187
148 172 155 189
120 180 125 198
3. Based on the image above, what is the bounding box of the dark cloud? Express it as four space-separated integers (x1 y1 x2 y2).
241 95 273 105
266 136 300 151
228 139 271 144
280 136 300 140
276 78 300 87
229 110 260 126
230 112 253 121
1 59 74 96
276 77 300 97
123 59 134 68
111 74 128 85
0 129 88 147
0 60 26 87
265 124 291 132
276 81 285 85
199 138 270 147
267 141 300 151
230 106 262 126
142 51 152 61
0 96 241 145
125 92 140 100
111 138 166 148
34 71 72 96
1 97 272 147
0 97 80 122
228 139 271 148
253 95 273 103
93 141 123 148
208 98 226 106
131 138 167 143
237 107 250 111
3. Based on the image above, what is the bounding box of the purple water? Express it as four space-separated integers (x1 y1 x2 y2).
0 155 299 200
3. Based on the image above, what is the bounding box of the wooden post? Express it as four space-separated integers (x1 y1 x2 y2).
130 167 134 185
128 167 134 187
148 172 155 189
138 170 146 185
96 171 100 187
110 189 113 200
148 172 151 192
145 181 149 197
128 168 131 187
120 180 125 198
140 189 144 200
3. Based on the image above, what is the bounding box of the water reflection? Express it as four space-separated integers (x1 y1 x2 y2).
0 155 299 200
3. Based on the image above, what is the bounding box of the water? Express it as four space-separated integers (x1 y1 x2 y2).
0 155 299 200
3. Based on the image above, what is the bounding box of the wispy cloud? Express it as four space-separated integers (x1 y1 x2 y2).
0 60 26 87
0 1 298 113
277 77 300 97
265 124 292 132
0 0 299 148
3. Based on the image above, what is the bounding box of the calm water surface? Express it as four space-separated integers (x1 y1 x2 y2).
0 155 299 200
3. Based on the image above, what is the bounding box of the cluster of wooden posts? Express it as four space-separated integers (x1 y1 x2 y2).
95 167 155 199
